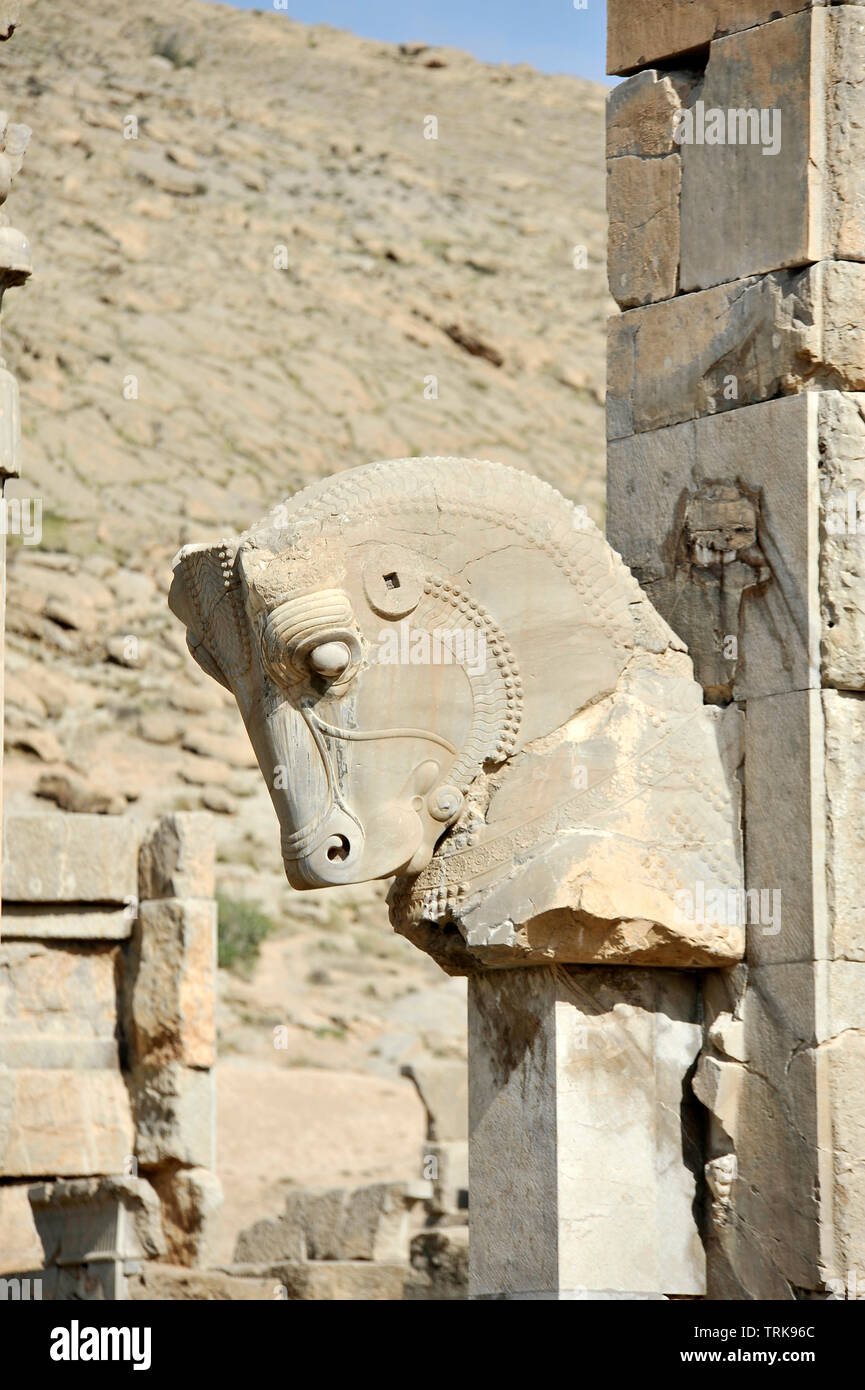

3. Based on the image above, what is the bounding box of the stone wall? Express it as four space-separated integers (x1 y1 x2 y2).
606 1 865 1298
0 811 222 1295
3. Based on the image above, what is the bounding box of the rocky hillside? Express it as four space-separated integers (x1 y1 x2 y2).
1 0 609 1246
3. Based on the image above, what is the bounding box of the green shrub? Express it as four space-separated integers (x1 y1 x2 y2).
216 890 273 975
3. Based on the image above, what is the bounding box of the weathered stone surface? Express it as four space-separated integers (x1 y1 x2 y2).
677 9 865 290
469 966 704 1298
150 1165 223 1267
608 261 865 440
400 1059 467 1141
138 812 215 901
270 1259 407 1301
0 940 120 1051
127 898 216 1068
2 813 139 904
608 394 819 702
170 458 743 969
606 69 695 159
131 1062 214 1169
824 690 865 961
128 1265 276 1301
406 1225 468 1300
679 11 813 292
0 905 132 940
606 0 859 77
694 959 839 1299
744 690 828 969
234 1180 428 1265
0 1182 43 1275
818 393 865 688
29 1175 165 1265
607 155 680 308
0 1068 134 1177
825 1029 865 1282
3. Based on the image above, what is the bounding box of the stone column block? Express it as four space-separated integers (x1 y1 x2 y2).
2 814 139 904
679 9 865 291
607 154 680 308
606 0 863 79
127 898 216 1069
130 1062 214 1170
138 812 215 902
468 966 704 1299
608 261 865 439
608 393 821 702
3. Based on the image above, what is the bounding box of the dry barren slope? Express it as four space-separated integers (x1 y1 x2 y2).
1 0 609 1240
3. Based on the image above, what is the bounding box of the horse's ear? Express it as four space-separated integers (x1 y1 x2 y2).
169 543 250 691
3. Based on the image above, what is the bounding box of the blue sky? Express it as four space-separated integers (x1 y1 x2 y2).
208 0 611 83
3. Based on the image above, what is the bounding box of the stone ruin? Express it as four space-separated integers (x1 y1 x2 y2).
169 455 743 1298
3 0 865 1303
0 813 222 1297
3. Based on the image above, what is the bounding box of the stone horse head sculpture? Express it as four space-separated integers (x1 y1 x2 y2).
170 457 743 972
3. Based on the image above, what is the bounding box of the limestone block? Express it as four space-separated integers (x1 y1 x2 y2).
744 689 828 968
824 690 865 960
131 1063 214 1170
825 1030 865 1281
679 11 812 291
400 1059 467 1141
0 940 120 1051
2 813 139 904
170 458 744 971
606 0 860 77
0 1068 134 1177
138 812 215 901
678 9 865 291
469 967 704 1299
128 1265 276 1301
697 1056 822 1298
817 393 865 689
406 1226 469 1300
0 1182 43 1275
269 1260 407 1301
234 1181 428 1265
29 1176 166 1266
696 963 829 1297
608 261 865 440
149 1166 223 1268
608 394 819 702
607 154 680 308
0 906 132 940
233 1212 304 1266
607 69 695 159
127 898 216 1068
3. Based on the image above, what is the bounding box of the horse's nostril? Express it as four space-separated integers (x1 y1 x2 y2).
325 835 350 862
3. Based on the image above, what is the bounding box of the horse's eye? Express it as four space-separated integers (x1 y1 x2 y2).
308 641 352 680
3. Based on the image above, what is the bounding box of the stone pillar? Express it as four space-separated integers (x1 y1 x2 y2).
0 1 31 925
606 1 865 1297
468 966 704 1300
130 813 222 1266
